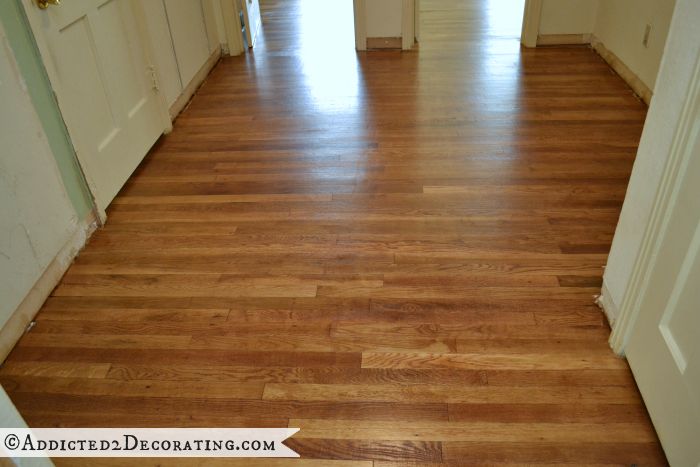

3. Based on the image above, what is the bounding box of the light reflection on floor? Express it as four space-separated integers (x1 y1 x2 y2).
248 0 527 184
296 0 361 112
414 0 526 172
249 0 367 184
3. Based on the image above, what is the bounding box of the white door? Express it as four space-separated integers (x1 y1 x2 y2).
163 0 211 86
625 80 700 465
22 0 167 211
241 0 262 47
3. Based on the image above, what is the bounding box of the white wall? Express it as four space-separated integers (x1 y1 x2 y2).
537 0 675 90
365 0 402 37
539 0 598 35
0 25 77 331
594 0 676 90
604 0 697 318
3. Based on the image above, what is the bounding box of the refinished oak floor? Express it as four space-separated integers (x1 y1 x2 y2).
1 0 667 464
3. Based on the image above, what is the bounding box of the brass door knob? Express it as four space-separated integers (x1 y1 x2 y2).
36 0 60 9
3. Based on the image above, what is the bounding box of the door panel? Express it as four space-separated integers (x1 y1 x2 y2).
52 17 116 154
163 0 210 86
141 0 182 107
24 0 165 210
626 84 700 466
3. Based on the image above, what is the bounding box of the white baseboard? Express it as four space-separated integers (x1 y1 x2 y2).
0 211 98 363
595 279 619 328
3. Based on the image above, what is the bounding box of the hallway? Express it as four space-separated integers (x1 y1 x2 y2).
0 0 664 464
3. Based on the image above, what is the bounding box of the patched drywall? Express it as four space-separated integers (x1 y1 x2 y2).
0 23 77 331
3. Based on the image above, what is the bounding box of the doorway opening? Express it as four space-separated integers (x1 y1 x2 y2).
254 0 357 54
416 0 527 49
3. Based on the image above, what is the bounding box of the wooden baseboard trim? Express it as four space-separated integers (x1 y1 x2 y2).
366 37 402 50
595 279 619 330
536 33 591 46
169 48 222 119
591 35 652 105
0 212 98 363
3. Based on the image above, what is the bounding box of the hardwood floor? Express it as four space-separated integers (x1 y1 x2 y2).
0 0 666 464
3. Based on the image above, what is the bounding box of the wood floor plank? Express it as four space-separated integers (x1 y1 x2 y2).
55 457 373 467
0 362 111 379
7 347 362 368
332 322 611 340
55 459 369 467
190 334 456 354
8 393 447 423
361 352 626 370
0 375 264 400
17 411 289 429
288 419 657 443
447 403 651 423
284 439 443 463
263 383 640 404
442 441 666 465
104 365 488 386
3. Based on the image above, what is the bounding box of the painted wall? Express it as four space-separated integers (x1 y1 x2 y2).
365 0 402 37
594 0 676 90
0 0 93 219
537 0 675 91
603 0 697 318
539 0 598 35
0 21 78 330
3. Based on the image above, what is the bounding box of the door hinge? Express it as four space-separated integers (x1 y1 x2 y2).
148 65 160 92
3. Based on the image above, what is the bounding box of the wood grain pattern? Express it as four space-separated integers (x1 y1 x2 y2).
288 419 657 443
0 0 665 464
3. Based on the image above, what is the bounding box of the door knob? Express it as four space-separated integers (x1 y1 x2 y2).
36 0 60 9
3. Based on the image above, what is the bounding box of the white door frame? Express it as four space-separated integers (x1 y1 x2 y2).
521 0 542 48
202 0 244 56
221 0 246 55
609 54 700 355
401 0 415 50
353 0 366 51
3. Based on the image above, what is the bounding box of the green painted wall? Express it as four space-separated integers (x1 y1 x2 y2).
0 0 94 218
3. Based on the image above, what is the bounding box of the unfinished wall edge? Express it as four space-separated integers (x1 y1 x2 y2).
596 278 619 330
591 35 653 105
536 33 591 46
0 211 99 363
366 37 403 50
